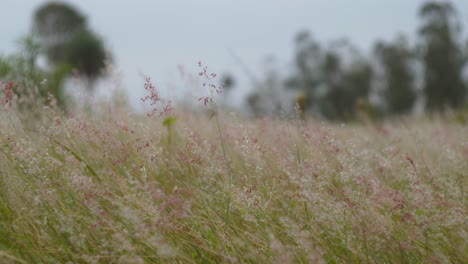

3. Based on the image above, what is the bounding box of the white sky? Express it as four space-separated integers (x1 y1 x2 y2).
1 0 468 108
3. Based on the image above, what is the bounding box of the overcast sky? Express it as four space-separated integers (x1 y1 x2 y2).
1 0 468 108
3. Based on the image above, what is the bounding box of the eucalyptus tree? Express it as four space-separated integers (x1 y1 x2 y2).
418 1 466 112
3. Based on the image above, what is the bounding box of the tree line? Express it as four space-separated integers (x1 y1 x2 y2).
242 1 468 120
1 1 467 120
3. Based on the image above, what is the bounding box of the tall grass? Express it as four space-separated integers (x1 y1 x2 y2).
0 79 467 263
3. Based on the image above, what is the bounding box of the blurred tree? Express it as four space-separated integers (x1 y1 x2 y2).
285 31 322 113
319 49 346 119
0 35 70 109
221 74 235 91
418 1 466 112
246 69 286 117
286 33 373 120
32 1 109 92
374 35 417 115
64 30 107 91
33 1 87 64
306 39 373 120
246 55 291 117
219 73 236 110
320 53 373 120
342 59 374 119
246 92 262 116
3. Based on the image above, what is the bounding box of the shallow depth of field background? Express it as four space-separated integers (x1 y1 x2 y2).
1 0 467 115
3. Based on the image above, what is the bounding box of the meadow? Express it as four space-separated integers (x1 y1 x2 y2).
0 79 467 263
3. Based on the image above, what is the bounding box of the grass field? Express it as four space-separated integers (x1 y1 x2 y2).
0 90 467 263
